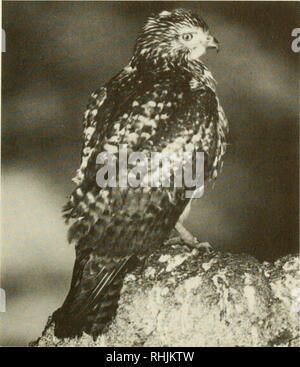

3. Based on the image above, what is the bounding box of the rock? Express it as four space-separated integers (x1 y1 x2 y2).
31 239 299 347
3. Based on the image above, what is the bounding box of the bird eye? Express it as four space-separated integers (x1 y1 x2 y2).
181 33 193 41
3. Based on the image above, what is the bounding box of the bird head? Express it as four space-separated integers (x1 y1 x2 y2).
133 9 219 69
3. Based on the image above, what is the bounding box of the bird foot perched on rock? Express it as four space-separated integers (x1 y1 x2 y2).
174 222 214 253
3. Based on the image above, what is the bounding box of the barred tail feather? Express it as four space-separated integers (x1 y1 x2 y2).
53 254 138 339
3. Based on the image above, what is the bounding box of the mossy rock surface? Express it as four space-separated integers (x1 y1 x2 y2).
31 241 300 347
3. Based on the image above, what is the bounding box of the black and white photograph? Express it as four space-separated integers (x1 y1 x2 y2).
1 1 299 348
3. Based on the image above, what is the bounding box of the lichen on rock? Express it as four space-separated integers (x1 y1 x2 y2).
31 239 300 347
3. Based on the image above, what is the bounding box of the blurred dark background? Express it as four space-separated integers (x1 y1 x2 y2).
1 1 299 346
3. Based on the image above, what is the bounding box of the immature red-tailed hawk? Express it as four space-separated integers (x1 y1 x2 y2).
53 8 228 339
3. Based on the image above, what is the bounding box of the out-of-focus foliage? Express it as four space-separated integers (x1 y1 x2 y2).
1 1 298 346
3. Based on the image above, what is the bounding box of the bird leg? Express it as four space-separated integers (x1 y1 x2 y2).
174 222 213 253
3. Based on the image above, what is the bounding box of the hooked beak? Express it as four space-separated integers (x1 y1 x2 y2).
206 35 219 52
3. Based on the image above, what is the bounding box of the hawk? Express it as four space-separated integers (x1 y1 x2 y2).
53 8 228 339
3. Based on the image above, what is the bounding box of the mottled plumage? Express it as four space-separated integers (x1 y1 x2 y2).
53 8 228 339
